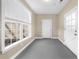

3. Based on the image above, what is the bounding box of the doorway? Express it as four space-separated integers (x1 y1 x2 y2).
42 19 52 38
64 6 78 56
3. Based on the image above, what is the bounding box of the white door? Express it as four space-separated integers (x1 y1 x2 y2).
42 20 52 38
64 7 78 56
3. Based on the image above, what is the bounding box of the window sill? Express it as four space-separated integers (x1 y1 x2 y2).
4 36 32 53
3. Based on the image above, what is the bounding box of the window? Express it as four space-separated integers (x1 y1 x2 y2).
64 7 77 31
1 0 32 53
5 22 20 46
4 20 32 48
4 16 32 50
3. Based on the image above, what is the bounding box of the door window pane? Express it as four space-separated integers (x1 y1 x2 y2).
65 9 77 31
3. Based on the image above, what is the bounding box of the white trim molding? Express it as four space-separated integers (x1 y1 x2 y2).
35 37 58 39
58 37 77 57
10 38 35 59
58 37 65 45
4 36 31 53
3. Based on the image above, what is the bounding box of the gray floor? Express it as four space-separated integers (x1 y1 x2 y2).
16 39 77 59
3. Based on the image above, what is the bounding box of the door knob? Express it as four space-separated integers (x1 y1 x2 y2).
75 30 77 32
74 33 77 36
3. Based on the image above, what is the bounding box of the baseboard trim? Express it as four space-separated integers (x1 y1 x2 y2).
10 38 35 59
35 37 58 39
58 37 77 57
58 37 65 45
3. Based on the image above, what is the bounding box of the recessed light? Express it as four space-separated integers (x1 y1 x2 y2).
43 0 50 2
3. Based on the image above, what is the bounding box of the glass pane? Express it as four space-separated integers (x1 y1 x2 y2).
16 24 20 41
11 23 17 43
72 12 76 19
5 22 20 46
66 16 69 21
23 25 28 38
72 19 75 25
11 23 20 43
5 22 12 46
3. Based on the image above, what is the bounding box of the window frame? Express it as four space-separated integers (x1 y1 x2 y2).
64 6 78 31
1 14 32 53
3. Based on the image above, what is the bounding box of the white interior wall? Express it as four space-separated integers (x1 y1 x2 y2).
0 0 1 52
3 0 31 23
0 0 33 53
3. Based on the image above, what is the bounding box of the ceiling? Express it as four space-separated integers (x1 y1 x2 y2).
25 0 69 14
